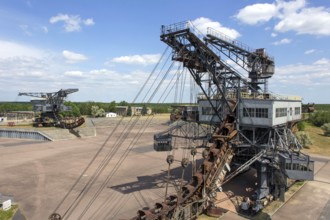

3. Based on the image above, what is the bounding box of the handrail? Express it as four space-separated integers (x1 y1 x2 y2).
207 27 254 54
207 27 275 62
161 20 205 39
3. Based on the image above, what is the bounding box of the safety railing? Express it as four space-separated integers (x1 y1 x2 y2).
161 20 205 39
207 27 275 62
207 27 254 53
198 91 301 101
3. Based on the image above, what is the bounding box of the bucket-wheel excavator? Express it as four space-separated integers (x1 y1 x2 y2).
129 21 314 219
48 21 314 220
18 88 85 129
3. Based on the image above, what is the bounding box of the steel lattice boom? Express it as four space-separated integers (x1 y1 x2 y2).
128 21 314 220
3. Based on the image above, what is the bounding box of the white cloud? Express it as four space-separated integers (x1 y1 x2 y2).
49 14 95 32
191 17 240 39
64 70 84 77
313 58 330 65
304 49 316 55
272 38 292 45
0 40 43 58
271 33 277 37
109 54 161 65
83 18 95 26
235 0 330 36
235 3 277 25
62 50 88 63
274 7 330 36
276 0 306 16
273 58 330 86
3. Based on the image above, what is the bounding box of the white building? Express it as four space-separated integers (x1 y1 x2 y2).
106 112 117 118
198 93 302 127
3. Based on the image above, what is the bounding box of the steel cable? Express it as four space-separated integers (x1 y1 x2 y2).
63 47 177 219
53 46 170 219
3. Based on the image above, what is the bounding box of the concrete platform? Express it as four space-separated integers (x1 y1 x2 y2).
1 116 330 220
272 155 330 220
0 116 180 219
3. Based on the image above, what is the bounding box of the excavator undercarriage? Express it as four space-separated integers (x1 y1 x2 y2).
19 89 85 129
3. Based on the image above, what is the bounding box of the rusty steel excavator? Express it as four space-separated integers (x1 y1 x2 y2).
18 88 85 129
128 21 314 219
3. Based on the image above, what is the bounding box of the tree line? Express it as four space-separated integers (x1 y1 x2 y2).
0 101 174 117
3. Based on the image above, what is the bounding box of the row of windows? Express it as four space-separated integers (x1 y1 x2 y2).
276 107 301 117
203 106 301 118
276 108 287 117
244 107 301 118
243 108 269 118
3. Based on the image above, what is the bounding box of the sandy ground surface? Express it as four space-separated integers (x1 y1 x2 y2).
1 116 330 220
271 154 330 220
1 116 181 220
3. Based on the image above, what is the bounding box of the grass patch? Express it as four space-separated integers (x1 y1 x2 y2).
0 204 18 220
301 122 330 156
315 104 330 112
252 181 305 219
198 214 218 220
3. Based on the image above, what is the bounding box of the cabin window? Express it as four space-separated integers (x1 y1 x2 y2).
243 108 268 118
276 108 287 117
255 108 268 118
243 108 255 117
295 107 301 115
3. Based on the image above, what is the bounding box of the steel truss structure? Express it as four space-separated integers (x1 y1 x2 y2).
130 21 314 220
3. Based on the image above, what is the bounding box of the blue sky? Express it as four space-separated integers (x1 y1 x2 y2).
0 0 329 103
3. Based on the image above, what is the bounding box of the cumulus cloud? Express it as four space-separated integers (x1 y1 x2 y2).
274 7 330 35
49 14 95 32
235 0 330 36
191 17 240 39
109 54 161 65
313 58 330 65
235 3 277 25
0 41 57 95
62 50 88 63
274 58 330 86
272 38 292 45
0 40 43 58
64 70 84 77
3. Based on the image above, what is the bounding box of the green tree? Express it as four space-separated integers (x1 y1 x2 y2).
309 112 330 127
63 101 81 117
297 121 306 131
119 100 128 106
321 123 330 136
108 101 116 112
91 106 105 117
296 131 313 148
